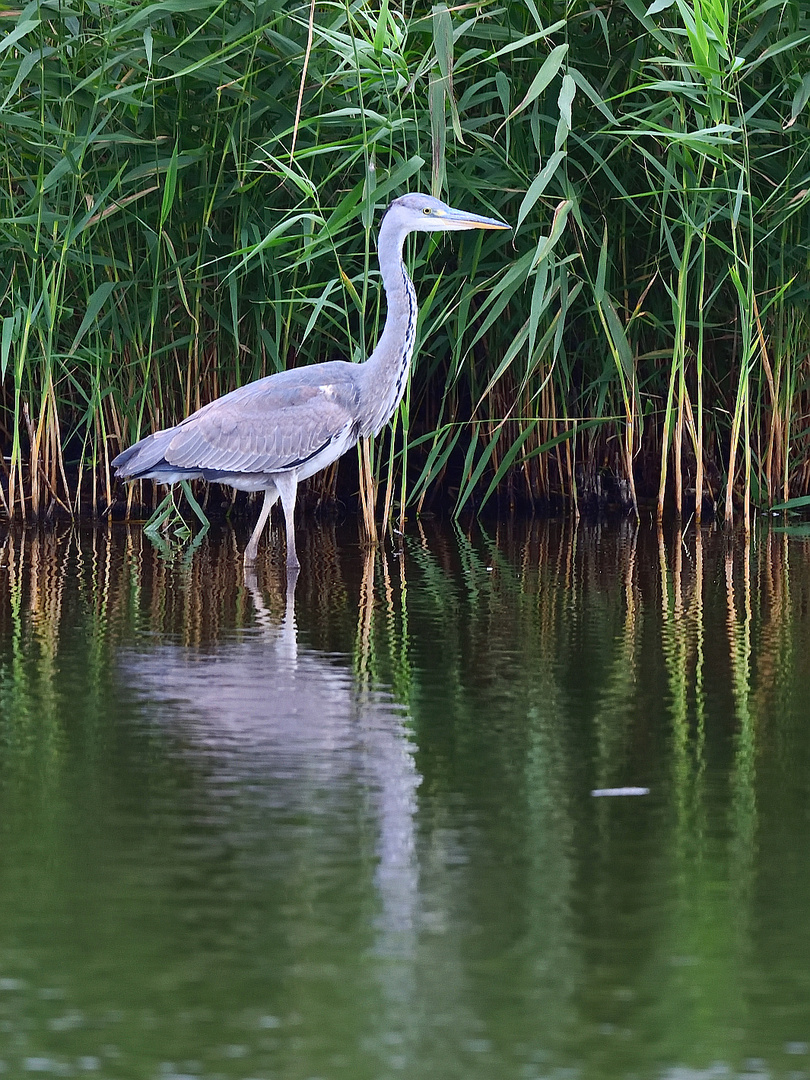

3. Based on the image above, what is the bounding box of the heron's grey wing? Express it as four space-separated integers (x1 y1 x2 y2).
163 379 358 474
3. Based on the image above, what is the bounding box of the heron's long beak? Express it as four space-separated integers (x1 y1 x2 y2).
441 206 511 231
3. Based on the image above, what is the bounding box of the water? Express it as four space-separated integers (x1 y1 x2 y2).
0 519 809 1079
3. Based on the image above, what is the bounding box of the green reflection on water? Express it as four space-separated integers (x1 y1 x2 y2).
0 522 808 1079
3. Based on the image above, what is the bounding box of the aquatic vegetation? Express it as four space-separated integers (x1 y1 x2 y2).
1 0 809 529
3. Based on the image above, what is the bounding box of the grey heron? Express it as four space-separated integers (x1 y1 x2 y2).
113 193 510 567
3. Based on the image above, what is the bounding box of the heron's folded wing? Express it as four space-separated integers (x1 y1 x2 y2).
164 381 356 473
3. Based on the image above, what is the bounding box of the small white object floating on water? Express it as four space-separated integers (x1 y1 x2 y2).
591 787 650 797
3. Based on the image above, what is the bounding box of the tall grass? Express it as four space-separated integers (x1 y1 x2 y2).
1 0 809 529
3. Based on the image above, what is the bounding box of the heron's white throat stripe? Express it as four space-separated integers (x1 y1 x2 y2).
393 262 417 411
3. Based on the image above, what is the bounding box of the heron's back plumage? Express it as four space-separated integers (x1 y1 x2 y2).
113 361 362 485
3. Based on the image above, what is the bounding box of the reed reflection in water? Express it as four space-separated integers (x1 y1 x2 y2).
0 521 809 1079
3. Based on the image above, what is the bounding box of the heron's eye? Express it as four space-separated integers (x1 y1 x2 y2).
423 207 432 215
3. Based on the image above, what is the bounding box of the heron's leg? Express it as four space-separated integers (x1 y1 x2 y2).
274 472 300 569
244 486 278 566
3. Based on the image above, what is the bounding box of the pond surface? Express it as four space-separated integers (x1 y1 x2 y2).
0 519 809 1080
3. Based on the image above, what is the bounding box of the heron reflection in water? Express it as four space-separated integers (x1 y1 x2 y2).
113 194 510 568
119 554 421 942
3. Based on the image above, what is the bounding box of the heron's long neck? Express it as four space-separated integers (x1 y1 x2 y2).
358 219 416 436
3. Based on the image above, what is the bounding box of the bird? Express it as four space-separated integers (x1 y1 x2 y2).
112 192 510 568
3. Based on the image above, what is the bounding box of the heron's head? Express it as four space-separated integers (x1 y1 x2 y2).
383 193 510 234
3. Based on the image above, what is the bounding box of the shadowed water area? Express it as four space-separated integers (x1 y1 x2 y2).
0 519 809 1079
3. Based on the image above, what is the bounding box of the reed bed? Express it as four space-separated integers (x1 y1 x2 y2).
1 0 809 530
